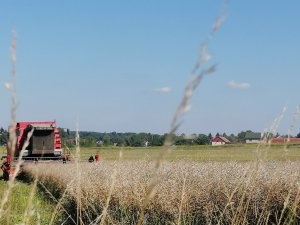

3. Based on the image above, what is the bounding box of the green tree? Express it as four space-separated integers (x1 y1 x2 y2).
0 133 7 146
103 134 111 146
208 133 212 140
228 133 237 142
115 136 125 146
125 134 143 147
81 136 96 147
151 134 163 146
175 134 187 145
237 130 253 142
196 134 210 145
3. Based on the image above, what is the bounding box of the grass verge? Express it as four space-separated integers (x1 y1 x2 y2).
0 179 60 225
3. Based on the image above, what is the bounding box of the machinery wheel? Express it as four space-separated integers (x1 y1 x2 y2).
3 172 9 181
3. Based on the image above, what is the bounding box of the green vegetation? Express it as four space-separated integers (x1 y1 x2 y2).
0 146 5 155
0 180 58 225
58 129 300 148
67 144 300 161
0 128 8 146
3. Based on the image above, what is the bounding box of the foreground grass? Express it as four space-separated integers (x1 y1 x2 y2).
24 160 300 225
0 180 57 225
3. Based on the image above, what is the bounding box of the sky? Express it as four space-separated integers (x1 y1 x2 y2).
0 1 300 135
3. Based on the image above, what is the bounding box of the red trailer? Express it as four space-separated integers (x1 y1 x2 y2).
1 121 63 180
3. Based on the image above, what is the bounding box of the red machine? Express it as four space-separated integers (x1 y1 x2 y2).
1 121 63 180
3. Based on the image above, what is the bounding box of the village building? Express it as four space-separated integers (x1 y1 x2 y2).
245 132 261 143
271 137 300 143
211 136 230 146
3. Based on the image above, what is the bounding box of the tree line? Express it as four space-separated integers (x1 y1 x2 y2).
0 127 299 148
60 130 300 147
61 131 212 147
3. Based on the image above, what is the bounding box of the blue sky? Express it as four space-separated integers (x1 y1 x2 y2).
0 1 299 135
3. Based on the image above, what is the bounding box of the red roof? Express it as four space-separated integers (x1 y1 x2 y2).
212 136 230 143
271 138 300 143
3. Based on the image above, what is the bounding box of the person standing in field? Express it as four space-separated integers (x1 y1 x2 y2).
88 155 94 163
95 152 100 162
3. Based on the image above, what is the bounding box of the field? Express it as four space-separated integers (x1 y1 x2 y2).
16 144 300 224
0 180 58 224
2 144 300 224
71 144 300 161
4 143 300 162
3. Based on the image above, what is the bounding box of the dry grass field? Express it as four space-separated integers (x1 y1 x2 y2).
22 152 300 225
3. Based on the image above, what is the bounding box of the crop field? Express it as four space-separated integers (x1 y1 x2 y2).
23 158 300 225
1 144 300 224
15 144 299 225
71 144 300 161
3 143 300 162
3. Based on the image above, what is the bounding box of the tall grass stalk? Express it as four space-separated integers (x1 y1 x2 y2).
22 176 38 225
136 10 226 225
75 124 82 225
38 181 77 225
284 106 300 153
176 175 186 225
0 30 18 219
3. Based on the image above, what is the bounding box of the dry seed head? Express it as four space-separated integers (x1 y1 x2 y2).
211 15 225 34
4 82 13 90
184 105 191 113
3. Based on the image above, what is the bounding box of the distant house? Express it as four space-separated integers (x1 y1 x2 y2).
96 140 104 146
211 136 230 146
245 132 261 143
271 137 300 143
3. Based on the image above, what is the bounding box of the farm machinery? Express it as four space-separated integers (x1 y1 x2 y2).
1 121 63 180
